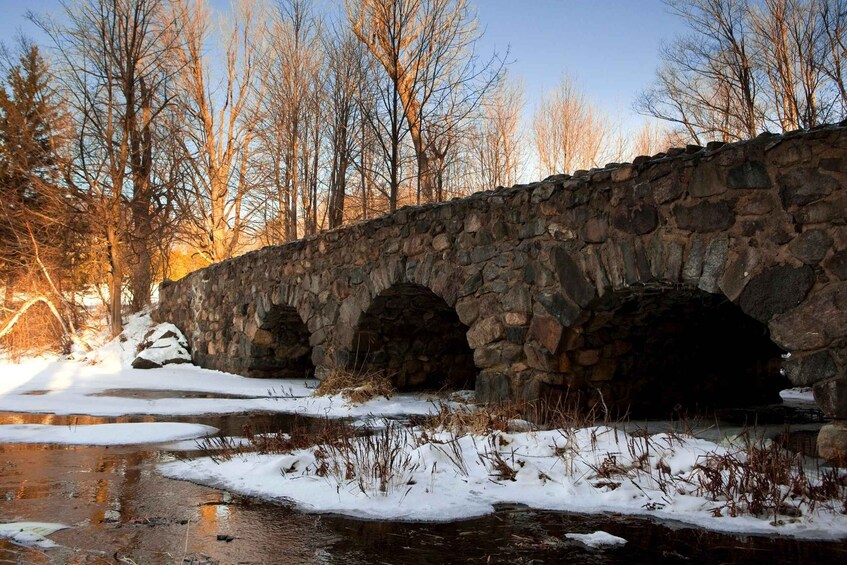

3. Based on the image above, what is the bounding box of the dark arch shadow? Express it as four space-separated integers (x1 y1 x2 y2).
351 283 476 392
556 284 789 418
246 304 314 379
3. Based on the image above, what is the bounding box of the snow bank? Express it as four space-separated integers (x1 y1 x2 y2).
0 422 218 445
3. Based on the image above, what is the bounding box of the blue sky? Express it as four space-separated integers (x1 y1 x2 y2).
0 0 686 131
474 0 684 126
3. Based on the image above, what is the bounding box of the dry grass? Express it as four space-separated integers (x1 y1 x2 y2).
315 368 395 404
195 416 350 462
312 419 419 495
416 402 520 435
693 431 847 521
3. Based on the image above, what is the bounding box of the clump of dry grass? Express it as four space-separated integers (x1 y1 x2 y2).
312 419 419 495
693 431 847 521
315 368 395 404
416 401 526 435
195 416 350 462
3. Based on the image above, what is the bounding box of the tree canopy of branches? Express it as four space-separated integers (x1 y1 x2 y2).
533 76 611 177
346 0 504 208
256 0 324 242
32 0 181 335
171 0 265 263
470 75 523 188
638 0 847 144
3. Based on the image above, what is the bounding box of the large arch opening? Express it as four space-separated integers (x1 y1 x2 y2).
246 304 314 379
350 283 477 391
559 285 788 418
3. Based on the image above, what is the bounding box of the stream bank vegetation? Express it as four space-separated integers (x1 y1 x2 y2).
179 396 847 534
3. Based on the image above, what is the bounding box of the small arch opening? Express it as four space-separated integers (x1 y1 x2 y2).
559 285 788 418
351 283 476 391
246 305 314 379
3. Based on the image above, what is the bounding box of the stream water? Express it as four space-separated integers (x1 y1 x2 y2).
1 407 845 564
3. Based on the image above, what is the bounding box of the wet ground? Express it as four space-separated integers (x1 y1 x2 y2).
1 408 846 564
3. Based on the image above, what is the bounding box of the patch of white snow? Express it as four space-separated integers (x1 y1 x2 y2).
0 522 69 548
565 530 628 548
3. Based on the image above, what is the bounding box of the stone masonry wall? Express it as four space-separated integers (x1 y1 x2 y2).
154 124 847 426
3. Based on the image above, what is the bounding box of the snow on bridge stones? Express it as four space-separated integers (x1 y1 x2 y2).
155 123 847 456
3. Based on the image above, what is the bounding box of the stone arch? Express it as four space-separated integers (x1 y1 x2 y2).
349 281 477 391
551 282 788 417
244 300 315 379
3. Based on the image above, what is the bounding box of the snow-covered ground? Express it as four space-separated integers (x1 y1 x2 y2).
0 359 436 419
0 313 438 420
1 312 845 540
160 423 847 539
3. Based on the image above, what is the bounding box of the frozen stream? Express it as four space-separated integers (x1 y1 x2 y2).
1 409 846 564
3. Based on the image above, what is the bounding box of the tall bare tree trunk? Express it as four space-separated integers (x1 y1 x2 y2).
106 221 123 337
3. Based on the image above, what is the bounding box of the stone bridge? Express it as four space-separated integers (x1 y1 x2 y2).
155 124 847 440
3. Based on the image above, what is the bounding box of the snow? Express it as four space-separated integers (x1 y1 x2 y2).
0 422 217 445
780 387 816 404
565 530 627 548
0 312 433 419
160 424 847 539
0 522 69 549
132 322 192 367
0 360 437 418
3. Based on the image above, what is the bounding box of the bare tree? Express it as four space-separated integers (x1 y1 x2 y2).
347 0 501 205
532 77 609 177
257 0 323 243
32 0 179 334
749 0 834 129
170 0 264 264
631 120 676 156
471 75 523 188
325 30 367 229
638 0 846 143
821 0 847 112
637 0 762 143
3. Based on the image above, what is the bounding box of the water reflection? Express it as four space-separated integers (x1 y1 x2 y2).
0 410 314 437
